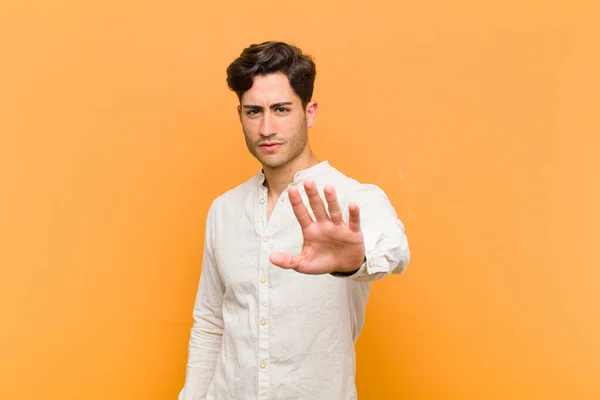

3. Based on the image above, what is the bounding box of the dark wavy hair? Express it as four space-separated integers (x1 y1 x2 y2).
226 41 316 109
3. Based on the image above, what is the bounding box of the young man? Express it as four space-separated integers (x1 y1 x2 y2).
179 41 410 400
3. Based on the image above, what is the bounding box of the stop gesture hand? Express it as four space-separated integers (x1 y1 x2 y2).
269 179 365 275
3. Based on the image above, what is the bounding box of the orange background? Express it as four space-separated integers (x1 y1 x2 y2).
1 1 599 399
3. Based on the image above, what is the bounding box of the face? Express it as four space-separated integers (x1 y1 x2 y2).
237 73 317 169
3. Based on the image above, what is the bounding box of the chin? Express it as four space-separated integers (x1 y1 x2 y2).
261 160 286 169
258 155 289 169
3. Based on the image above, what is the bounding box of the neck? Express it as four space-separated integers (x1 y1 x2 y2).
263 146 319 199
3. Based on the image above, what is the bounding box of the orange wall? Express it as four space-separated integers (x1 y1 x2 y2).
1 1 599 399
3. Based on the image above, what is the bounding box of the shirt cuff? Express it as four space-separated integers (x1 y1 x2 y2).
330 250 391 281
330 257 367 278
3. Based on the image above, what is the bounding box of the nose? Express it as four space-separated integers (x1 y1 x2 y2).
259 111 275 137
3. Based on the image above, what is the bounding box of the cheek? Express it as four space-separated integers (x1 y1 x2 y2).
280 115 303 133
241 119 259 136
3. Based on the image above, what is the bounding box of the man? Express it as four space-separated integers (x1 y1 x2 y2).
179 41 410 400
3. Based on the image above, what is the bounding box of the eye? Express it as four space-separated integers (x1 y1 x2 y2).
246 109 261 116
275 107 290 114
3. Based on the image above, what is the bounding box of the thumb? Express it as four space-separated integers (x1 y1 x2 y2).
270 252 300 269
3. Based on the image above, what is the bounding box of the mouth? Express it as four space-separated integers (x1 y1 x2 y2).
259 143 283 152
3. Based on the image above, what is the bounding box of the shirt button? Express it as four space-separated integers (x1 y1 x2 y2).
262 236 269 242
260 276 267 284
260 318 267 325
260 362 266 369
368 259 374 267
260 198 265 204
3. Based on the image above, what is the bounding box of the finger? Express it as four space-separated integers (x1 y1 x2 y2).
304 179 328 222
348 202 361 233
270 252 301 270
324 185 343 224
288 185 313 230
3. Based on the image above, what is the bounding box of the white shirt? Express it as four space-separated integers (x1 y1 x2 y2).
179 161 410 400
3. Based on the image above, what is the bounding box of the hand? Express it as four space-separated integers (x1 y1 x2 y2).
269 179 365 275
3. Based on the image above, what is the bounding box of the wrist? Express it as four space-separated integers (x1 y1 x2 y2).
333 256 366 277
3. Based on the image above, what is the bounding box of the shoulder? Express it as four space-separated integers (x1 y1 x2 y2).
208 174 258 215
327 165 403 225
326 165 390 203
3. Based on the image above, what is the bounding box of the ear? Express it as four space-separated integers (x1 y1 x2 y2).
305 100 318 128
237 104 242 123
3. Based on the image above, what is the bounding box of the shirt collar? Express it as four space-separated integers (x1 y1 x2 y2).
256 160 330 187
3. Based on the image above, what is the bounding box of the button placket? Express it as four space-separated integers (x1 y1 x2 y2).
257 185 270 399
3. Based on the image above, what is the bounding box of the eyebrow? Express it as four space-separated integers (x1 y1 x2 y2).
242 102 294 110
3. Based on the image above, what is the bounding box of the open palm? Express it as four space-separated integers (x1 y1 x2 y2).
269 179 365 275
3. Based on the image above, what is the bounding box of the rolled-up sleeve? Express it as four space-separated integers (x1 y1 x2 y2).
335 184 410 282
179 202 225 400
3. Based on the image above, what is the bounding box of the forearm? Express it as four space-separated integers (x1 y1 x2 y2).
333 184 410 282
351 225 410 282
179 320 223 400
179 202 224 399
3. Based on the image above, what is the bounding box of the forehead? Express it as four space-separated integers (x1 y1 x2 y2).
241 73 301 105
